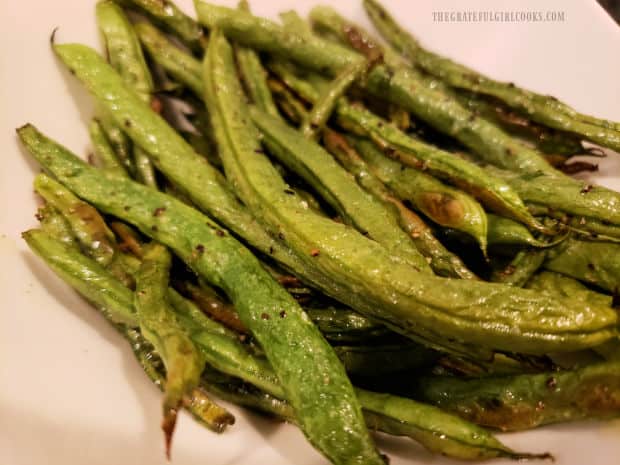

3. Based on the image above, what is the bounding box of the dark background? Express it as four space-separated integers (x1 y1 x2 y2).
598 0 620 23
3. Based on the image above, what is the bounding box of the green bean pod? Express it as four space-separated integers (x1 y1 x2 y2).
491 248 548 287
490 167 620 232
323 129 476 279
302 59 370 138
51 42 312 277
23 229 235 432
117 0 206 52
97 1 158 188
97 1 154 100
358 390 550 460
352 137 488 253
134 243 205 454
34 174 117 266
414 360 620 431
199 32 618 357
487 214 565 248
36 204 78 248
24 227 546 461
364 0 620 153
249 106 432 273
88 118 128 176
336 102 544 232
543 237 620 293
135 21 204 97
20 123 384 465
234 1 280 118
525 271 612 307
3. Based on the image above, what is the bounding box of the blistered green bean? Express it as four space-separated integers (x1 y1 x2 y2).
323 129 476 279
415 359 620 431
198 31 618 358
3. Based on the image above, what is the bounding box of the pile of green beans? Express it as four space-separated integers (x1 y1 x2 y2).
18 1 620 464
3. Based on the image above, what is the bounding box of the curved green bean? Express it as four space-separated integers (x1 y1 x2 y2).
301 60 370 138
336 102 544 232
544 237 620 293
250 106 431 273
134 243 205 455
199 32 617 357
358 390 550 460
19 123 384 465
362 0 620 153
23 229 235 433
352 137 488 253
34 174 117 266
323 129 476 279
415 359 620 431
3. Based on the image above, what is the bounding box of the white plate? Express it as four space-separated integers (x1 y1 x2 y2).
1 1 620 464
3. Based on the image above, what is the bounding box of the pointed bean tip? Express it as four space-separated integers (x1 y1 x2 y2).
49 26 59 46
161 406 178 460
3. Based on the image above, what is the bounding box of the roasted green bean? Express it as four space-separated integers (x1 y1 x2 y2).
415 360 620 431
323 129 476 278
135 21 204 97
134 243 205 454
88 118 128 176
117 0 206 52
351 136 489 253
250 106 432 273
20 123 384 465
199 31 618 357
234 1 280 118
362 0 620 153
97 1 158 188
